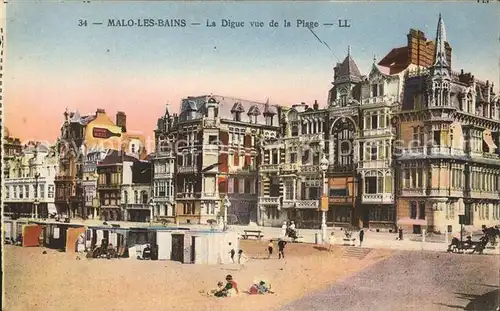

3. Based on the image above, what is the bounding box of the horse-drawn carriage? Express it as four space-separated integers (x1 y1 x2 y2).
86 243 118 259
447 237 487 254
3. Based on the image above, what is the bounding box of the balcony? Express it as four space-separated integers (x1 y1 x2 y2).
258 197 280 205
328 164 355 173
361 128 393 137
154 172 174 179
361 193 394 204
97 183 120 189
329 196 354 204
260 164 280 173
178 166 198 174
203 144 219 152
55 175 73 182
299 133 323 142
361 95 396 106
426 188 450 197
294 200 319 209
125 203 150 210
400 188 426 197
300 165 320 173
203 119 220 129
358 160 391 169
281 163 298 173
398 147 465 158
229 165 257 174
329 106 358 118
467 190 500 200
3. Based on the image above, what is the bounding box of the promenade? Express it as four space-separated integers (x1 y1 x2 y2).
11 217 499 254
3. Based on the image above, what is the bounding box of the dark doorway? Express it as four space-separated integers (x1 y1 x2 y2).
171 234 184 263
413 225 422 234
362 206 370 228
190 236 196 264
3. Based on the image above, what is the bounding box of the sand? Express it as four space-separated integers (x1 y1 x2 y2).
3 241 393 311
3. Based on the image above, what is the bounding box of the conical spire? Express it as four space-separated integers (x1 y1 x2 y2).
432 13 450 76
164 101 171 117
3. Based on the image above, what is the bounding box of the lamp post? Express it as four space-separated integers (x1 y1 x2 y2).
32 172 40 219
318 140 329 244
319 156 329 244
149 199 154 225
223 195 231 231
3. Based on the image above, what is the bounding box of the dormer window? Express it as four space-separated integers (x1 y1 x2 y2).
234 112 241 122
230 102 245 122
372 83 384 97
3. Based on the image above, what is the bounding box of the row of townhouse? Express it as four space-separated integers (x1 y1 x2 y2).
257 15 500 233
4 16 499 233
149 15 500 233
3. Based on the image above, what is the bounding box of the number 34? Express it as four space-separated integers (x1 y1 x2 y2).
78 20 88 27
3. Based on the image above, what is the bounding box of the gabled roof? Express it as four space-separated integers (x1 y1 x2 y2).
230 102 245 113
335 53 362 83
247 105 261 116
98 150 138 166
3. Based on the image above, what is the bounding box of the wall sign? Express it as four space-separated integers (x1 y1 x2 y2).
92 127 121 139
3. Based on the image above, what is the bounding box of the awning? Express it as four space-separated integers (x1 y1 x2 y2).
47 203 57 214
483 130 498 153
397 218 427 226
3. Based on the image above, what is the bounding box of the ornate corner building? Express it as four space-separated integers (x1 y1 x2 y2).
153 95 281 225
395 15 500 234
258 15 500 231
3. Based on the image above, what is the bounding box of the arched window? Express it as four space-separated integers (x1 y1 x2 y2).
332 119 355 168
141 191 148 204
134 191 139 204
123 191 128 204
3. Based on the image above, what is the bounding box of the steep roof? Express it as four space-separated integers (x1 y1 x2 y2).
335 53 362 84
98 150 138 166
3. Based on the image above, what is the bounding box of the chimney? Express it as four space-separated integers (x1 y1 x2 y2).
116 111 127 133
313 100 319 110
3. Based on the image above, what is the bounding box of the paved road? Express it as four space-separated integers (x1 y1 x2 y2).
280 251 499 311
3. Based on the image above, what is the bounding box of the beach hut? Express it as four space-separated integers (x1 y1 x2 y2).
188 230 239 265
86 225 129 257
4 219 29 244
153 227 191 262
28 220 86 252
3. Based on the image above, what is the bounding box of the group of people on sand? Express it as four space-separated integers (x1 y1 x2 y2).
229 242 248 265
266 238 287 259
209 275 274 298
211 275 240 297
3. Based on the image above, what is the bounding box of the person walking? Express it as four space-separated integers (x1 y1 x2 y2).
229 242 236 263
281 221 288 238
328 231 336 251
267 240 274 259
398 226 404 241
237 249 247 266
359 228 365 247
278 239 287 259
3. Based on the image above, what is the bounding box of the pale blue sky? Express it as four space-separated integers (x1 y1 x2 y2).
5 1 500 140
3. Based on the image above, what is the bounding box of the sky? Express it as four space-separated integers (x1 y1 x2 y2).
3 1 499 144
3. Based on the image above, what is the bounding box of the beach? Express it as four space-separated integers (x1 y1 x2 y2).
4 241 392 311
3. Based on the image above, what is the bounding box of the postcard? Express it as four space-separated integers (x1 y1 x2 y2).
1 1 499 311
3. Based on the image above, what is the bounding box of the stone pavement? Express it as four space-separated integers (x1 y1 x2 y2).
14 217 499 254
227 224 500 255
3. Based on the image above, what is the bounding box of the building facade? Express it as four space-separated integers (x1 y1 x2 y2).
257 15 499 231
4 142 59 218
55 108 147 219
154 95 281 225
394 15 500 234
151 106 176 223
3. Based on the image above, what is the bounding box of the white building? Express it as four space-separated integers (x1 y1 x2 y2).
4 143 59 218
151 106 176 222
121 158 152 222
